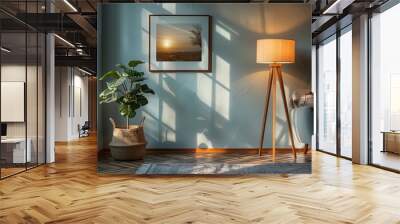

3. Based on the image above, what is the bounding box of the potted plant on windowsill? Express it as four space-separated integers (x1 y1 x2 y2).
99 60 155 160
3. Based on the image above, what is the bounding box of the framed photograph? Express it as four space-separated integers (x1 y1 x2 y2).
149 15 212 72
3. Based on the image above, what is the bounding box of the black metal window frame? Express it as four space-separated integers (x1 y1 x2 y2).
315 24 353 161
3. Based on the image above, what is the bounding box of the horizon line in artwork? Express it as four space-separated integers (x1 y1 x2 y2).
156 23 202 62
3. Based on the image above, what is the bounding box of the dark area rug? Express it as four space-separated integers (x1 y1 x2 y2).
98 151 312 175
134 163 311 175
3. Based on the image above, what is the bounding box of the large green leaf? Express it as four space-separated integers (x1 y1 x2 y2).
116 64 128 71
134 71 145 77
119 104 136 118
128 60 144 68
99 87 117 98
129 102 141 110
99 93 117 104
119 104 129 117
116 96 125 104
129 84 141 95
121 71 132 77
107 76 127 89
99 70 120 80
124 70 144 78
136 94 148 106
121 94 135 104
140 84 155 94
130 77 146 83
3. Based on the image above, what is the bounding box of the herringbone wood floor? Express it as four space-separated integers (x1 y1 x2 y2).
1 135 400 223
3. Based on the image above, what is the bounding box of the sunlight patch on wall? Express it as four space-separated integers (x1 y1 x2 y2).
141 9 151 31
216 20 239 36
165 73 176 79
275 118 285 146
196 73 212 107
215 55 230 120
215 85 230 120
144 91 159 120
162 3 176 14
216 24 231 41
142 30 149 56
196 131 213 148
162 126 176 143
162 101 176 131
141 9 151 55
142 110 159 141
162 74 176 97
216 56 230 89
161 101 176 142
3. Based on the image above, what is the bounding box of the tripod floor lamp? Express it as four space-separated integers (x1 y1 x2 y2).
256 39 297 160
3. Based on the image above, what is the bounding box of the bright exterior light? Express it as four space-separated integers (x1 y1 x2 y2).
63 0 78 12
1 47 11 53
78 67 92 76
54 34 75 48
322 0 355 14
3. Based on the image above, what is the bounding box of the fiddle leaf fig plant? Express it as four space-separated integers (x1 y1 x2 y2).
99 60 155 129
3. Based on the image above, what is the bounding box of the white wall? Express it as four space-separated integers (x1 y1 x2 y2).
55 67 68 141
1 63 46 164
55 67 89 141
1 64 38 138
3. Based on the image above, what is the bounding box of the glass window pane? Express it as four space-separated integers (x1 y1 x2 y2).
1 31 28 177
26 0 40 169
340 28 352 158
318 36 337 154
371 3 400 171
27 31 38 169
0 1 46 179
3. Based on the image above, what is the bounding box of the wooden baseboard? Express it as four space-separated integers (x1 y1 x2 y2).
100 148 308 154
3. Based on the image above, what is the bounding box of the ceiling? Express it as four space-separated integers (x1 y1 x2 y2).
0 0 389 74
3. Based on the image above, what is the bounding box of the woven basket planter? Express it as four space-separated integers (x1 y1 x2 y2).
109 118 147 161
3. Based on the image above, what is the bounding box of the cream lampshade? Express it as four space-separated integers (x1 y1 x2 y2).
256 39 295 64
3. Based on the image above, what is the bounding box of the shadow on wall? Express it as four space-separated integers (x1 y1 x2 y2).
99 3 311 149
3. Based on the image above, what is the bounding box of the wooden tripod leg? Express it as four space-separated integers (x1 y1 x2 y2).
271 69 277 161
277 68 297 159
258 67 274 156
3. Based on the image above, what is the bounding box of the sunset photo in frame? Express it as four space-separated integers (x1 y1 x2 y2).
149 15 212 72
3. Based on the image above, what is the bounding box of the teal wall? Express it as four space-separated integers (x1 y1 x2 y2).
98 3 312 149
